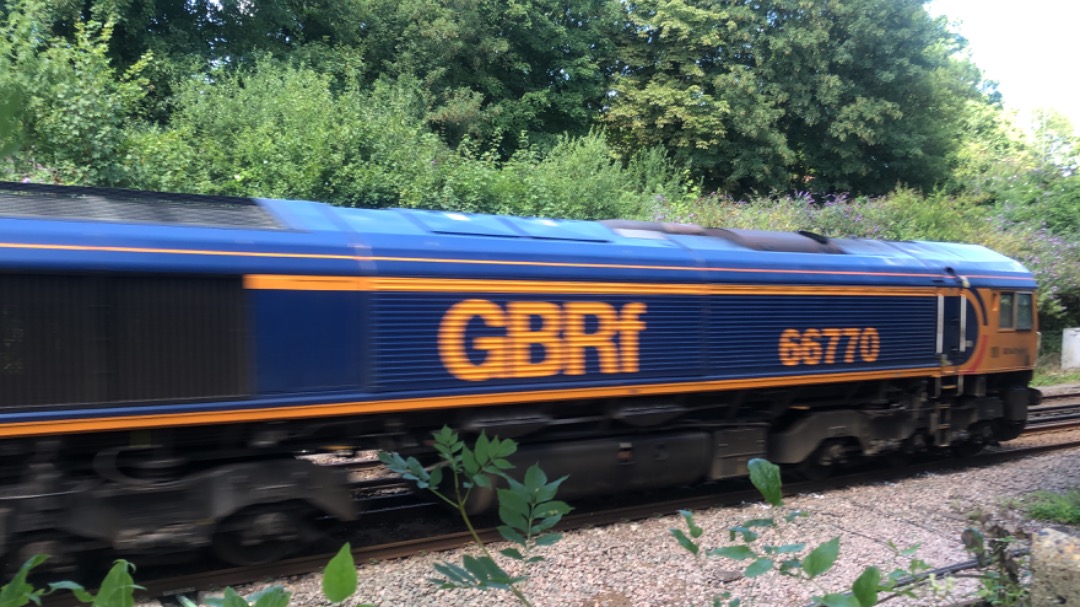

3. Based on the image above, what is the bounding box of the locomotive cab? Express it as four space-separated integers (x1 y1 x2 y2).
987 290 1039 371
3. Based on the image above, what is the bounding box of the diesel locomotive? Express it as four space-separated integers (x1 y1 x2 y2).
0 182 1040 569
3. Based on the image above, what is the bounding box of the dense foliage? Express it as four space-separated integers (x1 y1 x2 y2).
0 0 1001 194
0 0 1078 328
605 0 980 194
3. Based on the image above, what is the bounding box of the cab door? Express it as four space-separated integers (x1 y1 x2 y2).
939 294 964 365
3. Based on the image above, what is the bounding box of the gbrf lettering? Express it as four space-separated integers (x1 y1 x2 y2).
438 299 648 381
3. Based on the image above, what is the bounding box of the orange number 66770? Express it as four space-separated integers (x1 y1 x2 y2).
778 327 880 366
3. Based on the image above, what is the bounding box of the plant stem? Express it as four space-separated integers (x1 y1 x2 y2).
455 502 534 607
449 468 534 607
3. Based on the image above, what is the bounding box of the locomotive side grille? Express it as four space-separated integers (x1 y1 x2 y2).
112 276 248 401
0 273 248 408
0 275 103 407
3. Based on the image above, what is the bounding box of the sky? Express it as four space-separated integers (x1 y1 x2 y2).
928 0 1080 130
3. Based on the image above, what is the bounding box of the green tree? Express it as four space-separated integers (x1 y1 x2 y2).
431 131 686 219
353 0 620 153
947 98 1040 202
126 59 451 206
0 0 149 184
7 0 371 122
604 0 789 192
125 55 688 218
1029 109 1079 175
964 109 1080 236
605 0 983 195
31 0 370 71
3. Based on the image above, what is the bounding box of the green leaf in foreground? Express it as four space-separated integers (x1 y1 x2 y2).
534 533 562 546
852 566 881 607
671 528 700 555
92 560 139 607
802 537 840 579
219 588 248 607
49 581 95 604
680 510 704 538
250 587 291 607
500 547 525 560
322 543 358 603
817 593 861 607
744 557 774 578
708 545 755 561
748 458 783 506
1 555 49 607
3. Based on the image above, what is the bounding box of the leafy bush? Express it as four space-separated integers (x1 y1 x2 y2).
126 62 450 207
175 544 371 607
432 132 686 220
669 459 1008 607
0 2 150 185
124 58 686 221
1000 173 1080 238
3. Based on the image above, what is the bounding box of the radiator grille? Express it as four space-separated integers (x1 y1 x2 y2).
0 274 248 408
0 275 102 407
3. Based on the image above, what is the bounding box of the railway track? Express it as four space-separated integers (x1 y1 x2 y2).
39 394 1080 605
1031 387 1080 406
1027 390 1080 429
48 406 1071 600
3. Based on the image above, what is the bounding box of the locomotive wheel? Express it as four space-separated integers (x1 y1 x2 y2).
995 419 1026 442
951 422 995 458
882 432 928 469
211 504 307 566
4 532 82 577
950 440 984 458
795 439 848 481
882 450 911 469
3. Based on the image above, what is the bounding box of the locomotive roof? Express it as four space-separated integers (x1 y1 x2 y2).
0 181 283 230
320 206 1034 289
0 182 1036 290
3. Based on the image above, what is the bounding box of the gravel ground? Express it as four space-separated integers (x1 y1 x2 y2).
1036 382 1080 397
194 427 1080 607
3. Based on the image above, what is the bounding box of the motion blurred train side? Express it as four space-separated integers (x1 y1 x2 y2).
0 182 1040 569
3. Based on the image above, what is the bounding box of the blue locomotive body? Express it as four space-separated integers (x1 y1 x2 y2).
0 198 1034 432
0 183 1039 567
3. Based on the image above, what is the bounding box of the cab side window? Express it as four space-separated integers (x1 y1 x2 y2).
997 291 1034 331
1016 293 1034 331
999 293 1014 329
